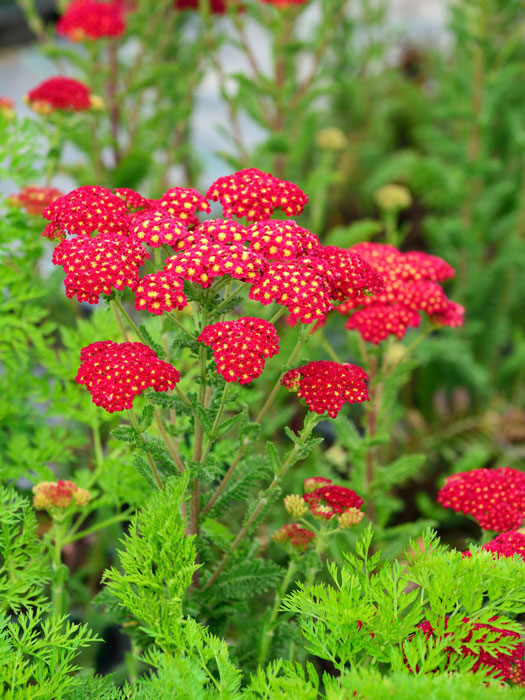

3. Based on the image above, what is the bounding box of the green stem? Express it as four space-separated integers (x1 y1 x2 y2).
268 306 287 325
66 509 134 544
304 522 329 589
153 407 185 473
201 383 230 464
204 413 319 589
258 558 297 667
130 411 163 489
318 330 342 363
214 282 249 313
114 298 145 343
50 522 65 618
166 311 195 339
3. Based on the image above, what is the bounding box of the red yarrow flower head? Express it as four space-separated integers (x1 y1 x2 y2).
341 242 462 343
57 0 126 41
194 219 249 245
197 317 279 384
304 476 332 493
42 185 129 240
175 0 230 12
131 209 189 248
113 187 152 211
463 531 525 562
33 480 91 510
438 467 525 532
156 187 211 224
134 271 187 315
247 219 320 260
76 340 180 412
0 97 15 119
319 246 384 303
26 77 95 114
8 185 63 216
52 232 148 303
304 483 364 520
417 618 525 684
272 523 315 551
281 360 369 418
206 168 308 222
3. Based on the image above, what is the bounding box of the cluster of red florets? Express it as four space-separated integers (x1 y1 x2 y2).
206 168 308 221
132 210 189 247
33 480 91 510
76 341 180 412
340 242 464 343
9 186 63 216
247 220 319 260
134 271 187 315
197 317 279 384
52 232 148 303
26 77 93 113
175 0 229 12
438 467 525 531
272 523 315 551
281 360 369 418
463 531 525 562
417 618 525 685
57 0 126 41
303 478 364 519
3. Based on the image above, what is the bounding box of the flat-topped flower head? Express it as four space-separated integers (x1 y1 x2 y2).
113 187 152 211
338 508 364 528
131 210 189 248
272 524 315 551
52 232 148 303
319 246 384 302
165 237 262 288
340 242 462 343
33 480 91 510
157 187 211 224
134 271 187 315
247 219 320 260
464 531 525 562
417 618 525 684
42 185 129 240
438 467 525 531
304 482 363 520
283 494 308 518
197 317 279 384
76 340 180 412
57 0 126 41
206 168 308 222
9 186 63 216
26 77 95 114
281 360 369 418
194 219 249 245
249 256 335 325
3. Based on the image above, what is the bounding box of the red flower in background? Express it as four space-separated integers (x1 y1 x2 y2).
198 317 279 383
304 481 363 519
340 242 463 343
33 480 91 509
272 523 315 550
0 96 15 118
438 467 525 532
463 531 525 562
76 341 180 412
57 0 126 41
134 271 188 315
417 618 525 685
206 168 308 222
9 186 63 216
26 77 94 114
281 360 369 418
175 0 229 13
52 232 148 303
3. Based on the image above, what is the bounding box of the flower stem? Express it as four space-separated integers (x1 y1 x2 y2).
201 383 230 464
258 558 297 667
129 411 163 489
66 509 134 544
153 407 184 473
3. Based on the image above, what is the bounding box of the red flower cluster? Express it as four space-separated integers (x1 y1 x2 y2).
52 232 148 303
26 77 93 114
463 531 525 562
272 523 315 550
76 341 180 412
417 618 525 685
281 360 369 418
304 476 332 493
319 246 384 302
195 219 249 245
33 480 91 510
134 271 187 315
156 186 211 224
0 96 15 118
206 168 308 221
9 186 63 216
43 185 129 240
303 478 363 519
175 0 229 12
341 242 463 343
164 235 262 288
197 317 279 383
438 467 525 531
247 220 319 260
132 210 189 248
57 0 126 41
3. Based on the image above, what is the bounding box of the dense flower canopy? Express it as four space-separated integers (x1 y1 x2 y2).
134 271 187 315
206 168 308 221
57 0 126 41
26 77 94 113
341 242 464 343
198 317 279 383
9 186 63 216
463 531 525 562
76 341 180 412
438 467 525 531
417 618 525 685
281 360 369 418
33 480 91 510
